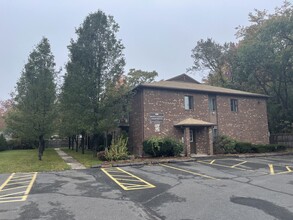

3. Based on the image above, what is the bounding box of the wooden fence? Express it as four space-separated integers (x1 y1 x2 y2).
270 134 293 148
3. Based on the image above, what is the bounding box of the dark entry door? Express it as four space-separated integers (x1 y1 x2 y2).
190 129 196 154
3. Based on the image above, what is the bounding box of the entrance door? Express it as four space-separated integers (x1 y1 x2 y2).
190 129 196 154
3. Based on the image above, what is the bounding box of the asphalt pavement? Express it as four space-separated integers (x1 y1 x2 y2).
0 155 292 220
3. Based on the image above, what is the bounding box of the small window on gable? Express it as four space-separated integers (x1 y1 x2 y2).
230 99 238 112
184 96 193 110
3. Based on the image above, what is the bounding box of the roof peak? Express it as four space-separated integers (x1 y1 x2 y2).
166 74 200 84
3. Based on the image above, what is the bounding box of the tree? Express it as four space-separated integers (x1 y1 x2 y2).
59 10 125 154
189 1 293 133
189 38 237 88
125 69 158 89
234 1 293 132
6 37 57 160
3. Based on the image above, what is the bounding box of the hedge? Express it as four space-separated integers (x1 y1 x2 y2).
214 135 287 154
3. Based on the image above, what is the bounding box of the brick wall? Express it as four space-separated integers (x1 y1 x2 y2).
128 89 144 155
217 96 269 144
128 87 269 156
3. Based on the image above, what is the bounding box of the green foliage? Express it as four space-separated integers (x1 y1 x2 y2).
5 37 57 160
235 142 253 153
251 144 286 153
214 135 287 154
0 134 7 146
190 2 293 133
143 136 163 156
143 136 184 157
126 69 158 89
213 135 237 154
104 136 129 161
59 10 127 145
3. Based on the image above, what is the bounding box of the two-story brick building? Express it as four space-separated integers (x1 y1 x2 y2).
127 74 269 157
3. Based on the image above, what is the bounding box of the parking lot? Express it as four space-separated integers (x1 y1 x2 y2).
0 155 292 220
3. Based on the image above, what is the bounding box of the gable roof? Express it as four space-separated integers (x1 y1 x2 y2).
166 74 200 84
174 118 215 127
138 78 268 98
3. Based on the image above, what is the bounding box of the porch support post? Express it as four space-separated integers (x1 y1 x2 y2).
207 127 213 155
184 127 191 157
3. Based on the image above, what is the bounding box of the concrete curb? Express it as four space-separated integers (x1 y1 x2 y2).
90 151 293 169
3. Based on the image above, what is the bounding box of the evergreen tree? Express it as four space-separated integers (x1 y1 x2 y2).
6 37 57 160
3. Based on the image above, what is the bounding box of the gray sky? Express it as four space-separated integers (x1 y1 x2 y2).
0 0 285 100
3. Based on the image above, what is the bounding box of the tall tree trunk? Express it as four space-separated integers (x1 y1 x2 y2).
75 135 79 152
71 135 74 150
68 136 71 150
81 131 85 154
92 133 99 157
38 135 45 161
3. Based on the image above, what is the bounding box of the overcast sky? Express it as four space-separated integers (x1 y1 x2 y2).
0 0 285 100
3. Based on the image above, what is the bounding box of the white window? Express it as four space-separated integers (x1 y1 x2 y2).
184 96 193 110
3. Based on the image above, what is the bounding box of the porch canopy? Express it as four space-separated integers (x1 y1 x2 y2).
174 118 215 127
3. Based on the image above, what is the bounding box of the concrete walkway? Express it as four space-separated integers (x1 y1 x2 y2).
54 148 86 170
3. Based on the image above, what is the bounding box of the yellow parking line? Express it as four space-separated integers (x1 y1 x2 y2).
210 160 215 164
0 191 25 198
231 161 247 168
160 164 218 180
286 166 292 172
0 173 15 191
198 160 248 171
22 172 37 200
0 172 37 203
0 185 27 192
101 168 155 191
268 164 275 175
6 180 31 186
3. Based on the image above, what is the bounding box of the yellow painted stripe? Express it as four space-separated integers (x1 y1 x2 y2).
115 178 144 182
115 168 155 187
0 199 24 204
231 161 247 168
0 185 27 192
160 164 217 180
0 173 15 191
268 164 275 175
198 160 248 171
0 191 25 198
6 180 31 186
286 166 292 172
210 160 215 164
22 172 37 201
101 168 155 191
0 172 37 203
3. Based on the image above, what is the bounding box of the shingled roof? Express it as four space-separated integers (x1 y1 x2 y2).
174 118 215 127
138 76 268 98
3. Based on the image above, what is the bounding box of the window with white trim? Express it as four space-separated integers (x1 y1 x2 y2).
184 96 193 110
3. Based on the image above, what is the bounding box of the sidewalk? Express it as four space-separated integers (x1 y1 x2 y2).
54 148 86 170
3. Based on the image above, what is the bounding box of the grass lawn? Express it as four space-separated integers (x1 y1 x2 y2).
0 148 70 174
62 148 102 168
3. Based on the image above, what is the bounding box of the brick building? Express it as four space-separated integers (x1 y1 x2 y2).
127 74 269 157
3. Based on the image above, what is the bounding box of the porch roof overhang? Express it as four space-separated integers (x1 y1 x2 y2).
174 118 215 127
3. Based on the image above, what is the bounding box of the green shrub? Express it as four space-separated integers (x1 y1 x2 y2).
143 136 183 157
252 144 286 153
0 134 7 147
235 142 253 153
104 136 129 161
213 135 236 154
143 137 163 157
